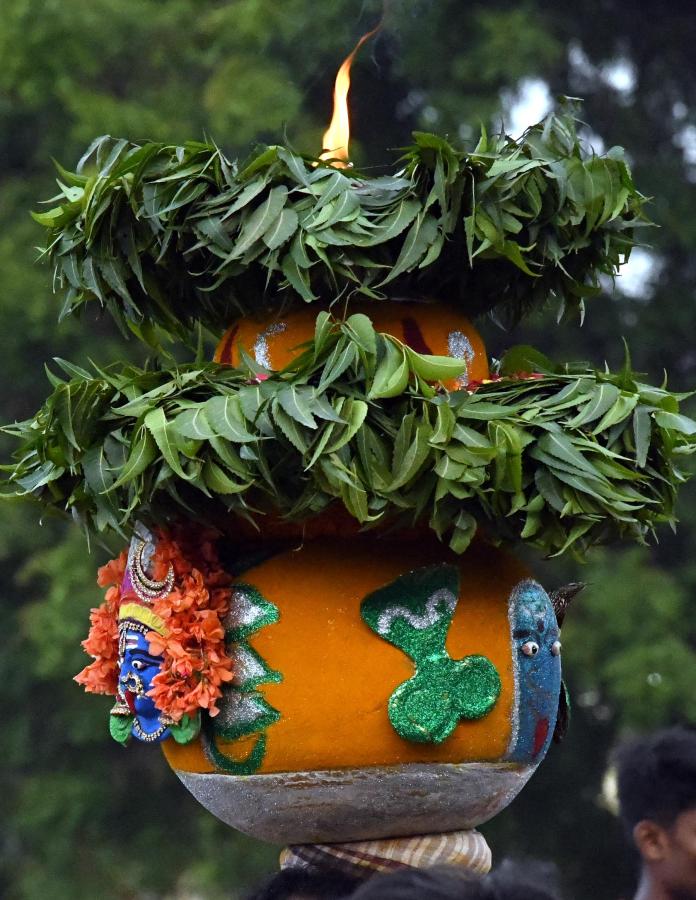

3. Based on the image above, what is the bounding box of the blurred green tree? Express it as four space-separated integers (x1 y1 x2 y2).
1 1 695 898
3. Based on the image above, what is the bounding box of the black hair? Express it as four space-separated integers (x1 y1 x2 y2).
349 860 562 900
615 726 696 832
244 866 361 900
349 865 482 900
484 859 563 900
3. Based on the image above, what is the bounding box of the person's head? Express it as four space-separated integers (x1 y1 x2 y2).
244 867 360 900
348 860 562 900
348 865 481 900
484 859 563 900
616 726 696 898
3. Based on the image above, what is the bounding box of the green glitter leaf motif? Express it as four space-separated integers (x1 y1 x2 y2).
361 565 501 744
202 583 282 773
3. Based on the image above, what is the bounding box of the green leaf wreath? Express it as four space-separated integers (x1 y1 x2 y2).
3 314 694 557
5 104 692 562
33 105 647 347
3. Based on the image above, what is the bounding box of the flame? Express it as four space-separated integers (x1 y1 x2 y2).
320 23 382 167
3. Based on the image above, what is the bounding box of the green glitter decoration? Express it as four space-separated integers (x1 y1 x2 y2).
204 582 282 773
109 712 133 746
361 564 501 744
202 725 268 776
169 712 201 744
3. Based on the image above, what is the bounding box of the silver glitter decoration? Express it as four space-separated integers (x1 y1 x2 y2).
253 322 288 368
228 642 268 688
448 330 475 387
376 588 457 636
225 588 269 631
217 690 267 730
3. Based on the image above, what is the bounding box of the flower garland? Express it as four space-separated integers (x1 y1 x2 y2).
75 526 234 724
74 552 126 696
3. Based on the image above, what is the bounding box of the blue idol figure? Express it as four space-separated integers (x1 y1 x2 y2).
111 588 174 744
507 580 570 764
117 625 172 743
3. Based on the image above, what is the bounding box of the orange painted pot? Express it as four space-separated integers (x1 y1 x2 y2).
214 300 489 391
163 534 564 843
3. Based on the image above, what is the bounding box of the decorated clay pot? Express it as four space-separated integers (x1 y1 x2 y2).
75 301 565 848
162 535 563 844
215 300 489 391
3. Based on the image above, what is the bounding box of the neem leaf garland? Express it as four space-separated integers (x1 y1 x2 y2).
3 315 694 557
33 106 647 345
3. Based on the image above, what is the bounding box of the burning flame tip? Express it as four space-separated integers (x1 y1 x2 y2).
319 22 382 168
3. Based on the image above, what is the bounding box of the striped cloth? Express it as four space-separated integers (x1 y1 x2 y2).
279 830 492 881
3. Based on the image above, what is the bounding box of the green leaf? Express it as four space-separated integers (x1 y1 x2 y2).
343 313 377 355
500 345 556 376
633 407 652 468
109 714 133 746
16 461 64 493
654 411 696 435
82 445 115 494
500 240 539 277
534 430 606 479
230 185 289 258
313 310 334 354
405 348 467 382
109 430 157 489
534 469 567 513
591 393 638 433
276 386 317 428
202 460 247 494
169 713 201 744
281 254 317 302
317 340 357 391
449 511 477 553
369 340 409 399
272 403 309 452
357 198 420 247
263 207 298 250
204 397 256 442
565 384 621 428
324 400 368 453
379 214 439 285
144 408 189 479
172 407 217 440
390 423 431 489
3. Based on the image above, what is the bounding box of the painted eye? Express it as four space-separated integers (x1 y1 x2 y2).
521 641 540 657
551 640 562 656
132 660 146 671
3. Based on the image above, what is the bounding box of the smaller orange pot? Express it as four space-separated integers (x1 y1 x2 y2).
215 300 488 391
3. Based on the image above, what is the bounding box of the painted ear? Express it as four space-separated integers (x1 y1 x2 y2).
552 680 571 744
549 582 585 627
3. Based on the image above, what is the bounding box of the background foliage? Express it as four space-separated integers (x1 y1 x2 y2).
2 1 695 898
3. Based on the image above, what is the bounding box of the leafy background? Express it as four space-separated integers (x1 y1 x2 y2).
1 1 695 897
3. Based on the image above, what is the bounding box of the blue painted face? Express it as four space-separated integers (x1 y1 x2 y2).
118 628 171 743
507 581 562 763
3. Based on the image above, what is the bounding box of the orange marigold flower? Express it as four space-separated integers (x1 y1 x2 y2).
74 658 119 695
97 551 127 588
146 631 168 658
